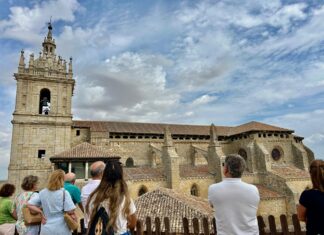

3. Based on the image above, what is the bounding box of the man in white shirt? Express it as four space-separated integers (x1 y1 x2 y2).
208 154 260 235
81 161 105 228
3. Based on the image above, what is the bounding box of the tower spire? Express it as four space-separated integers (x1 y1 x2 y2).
209 123 218 146
18 49 25 73
164 126 174 147
47 20 53 39
42 20 56 56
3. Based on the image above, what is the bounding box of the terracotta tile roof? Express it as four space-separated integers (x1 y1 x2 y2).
255 185 283 199
50 142 117 160
271 165 310 179
124 167 165 181
227 121 293 136
73 120 293 136
180 165 212 178
135 188 213 233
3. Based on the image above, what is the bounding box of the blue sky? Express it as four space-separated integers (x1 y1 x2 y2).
1 0 324 179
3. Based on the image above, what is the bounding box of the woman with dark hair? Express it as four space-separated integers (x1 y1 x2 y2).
0 184 16 235
13 175 40 235
298 159 324 235
86 160 137 235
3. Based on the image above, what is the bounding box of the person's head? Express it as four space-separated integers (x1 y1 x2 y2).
90 161 105 179
48 169 65 191
309 159 324 192
223 154 246 178
64 172 76 184
21 175 39 191
87 160 130 231
0 183 16 197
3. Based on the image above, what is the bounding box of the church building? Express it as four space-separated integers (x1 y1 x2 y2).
8 24 314 220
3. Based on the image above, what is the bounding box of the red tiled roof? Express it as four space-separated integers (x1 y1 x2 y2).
124 167 165 181
135 188 213 233
227 121 292 136
255 185 283 199
179 165 212 178
50 142 117 160
271 165 310 179
72 120 293 136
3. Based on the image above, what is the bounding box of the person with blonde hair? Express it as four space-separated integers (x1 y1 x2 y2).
86 160 136 235
13 175 40 235
27 170 77 235
298 159 324 235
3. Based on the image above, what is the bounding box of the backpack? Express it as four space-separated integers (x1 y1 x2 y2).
88 206 114 235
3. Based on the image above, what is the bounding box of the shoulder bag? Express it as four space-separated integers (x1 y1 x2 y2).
63 189 79 231
22 192 42 226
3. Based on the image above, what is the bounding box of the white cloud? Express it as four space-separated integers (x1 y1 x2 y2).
73 52 180 122
0 0 80 45
192 94 217 106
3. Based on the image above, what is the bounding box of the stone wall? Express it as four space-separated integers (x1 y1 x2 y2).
257 198 287 225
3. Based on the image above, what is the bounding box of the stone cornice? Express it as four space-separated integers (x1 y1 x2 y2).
12 119 72 126
14 73 75 85
127 177 166 182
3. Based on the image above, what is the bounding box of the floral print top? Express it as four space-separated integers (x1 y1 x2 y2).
12 191 39 235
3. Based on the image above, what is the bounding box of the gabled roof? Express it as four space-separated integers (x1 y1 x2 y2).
227 121 292 136
135 188 213 233
50 142 118 161
72 120 293 136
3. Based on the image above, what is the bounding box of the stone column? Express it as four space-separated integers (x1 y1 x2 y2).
68 162 72 173
85 162 89 180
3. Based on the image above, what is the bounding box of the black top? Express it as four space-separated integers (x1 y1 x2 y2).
299 189 324 235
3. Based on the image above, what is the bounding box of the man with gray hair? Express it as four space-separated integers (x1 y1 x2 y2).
81 161 105 228
208 154 260 235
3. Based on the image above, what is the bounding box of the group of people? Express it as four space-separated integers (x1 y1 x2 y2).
0 160 137 235
0 155 323 235
208 155 324 235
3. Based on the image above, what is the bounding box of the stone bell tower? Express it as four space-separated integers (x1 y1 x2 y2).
8 22 75 189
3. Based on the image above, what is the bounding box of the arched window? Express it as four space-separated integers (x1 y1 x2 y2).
238 148 248 161
271 148 282 161
39 88 51 115
190 184 199 196
125 157 134 167
138 185 148 197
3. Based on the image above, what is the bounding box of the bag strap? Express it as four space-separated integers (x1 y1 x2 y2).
62 189 65 212
23 192 35 208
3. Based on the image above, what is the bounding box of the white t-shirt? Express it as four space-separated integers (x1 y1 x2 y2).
208 178 260 235
81 179 101 227
102 197 136 234
89 196 136 235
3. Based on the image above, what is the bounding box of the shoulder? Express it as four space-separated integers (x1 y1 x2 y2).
39 188 48 195
2 197 13 205
300 189 314 197
243 182 258 190
299 189 317 206
208 182 223 192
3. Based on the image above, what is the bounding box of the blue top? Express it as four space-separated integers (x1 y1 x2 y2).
64 182 81 204
29 188 76 235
